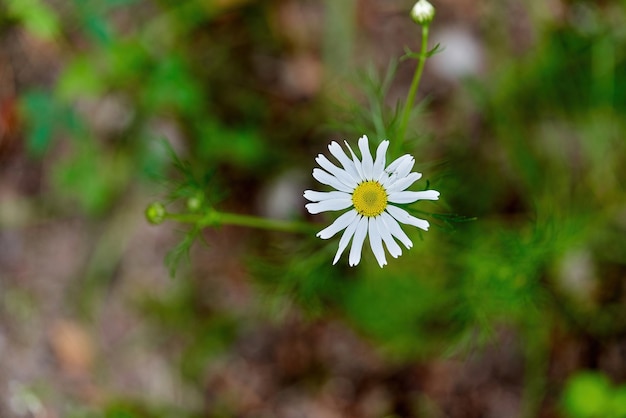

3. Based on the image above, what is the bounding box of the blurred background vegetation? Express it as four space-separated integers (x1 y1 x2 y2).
0 0 625 417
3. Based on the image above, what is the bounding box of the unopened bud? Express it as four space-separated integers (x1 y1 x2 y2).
145 202 166 225
410 0 435 26
186 193 204 212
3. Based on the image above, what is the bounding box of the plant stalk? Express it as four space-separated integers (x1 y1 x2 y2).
165 210 315 234
395 25 430 155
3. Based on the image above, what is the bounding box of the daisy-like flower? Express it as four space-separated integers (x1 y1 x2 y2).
304 135 440 267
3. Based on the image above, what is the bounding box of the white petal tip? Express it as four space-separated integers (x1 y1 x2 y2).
305 203 320 214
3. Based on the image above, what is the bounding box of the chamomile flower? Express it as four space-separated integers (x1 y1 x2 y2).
304 135 440 267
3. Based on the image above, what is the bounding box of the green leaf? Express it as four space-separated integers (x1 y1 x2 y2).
343 267 457 359
20 91 57 157
611 386 626 418
51 147 130 216
6 0 60 40
56 56 105 100
142 56 203 116
562 372 612 418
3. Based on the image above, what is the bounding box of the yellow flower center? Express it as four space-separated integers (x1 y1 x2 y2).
352 181 387 217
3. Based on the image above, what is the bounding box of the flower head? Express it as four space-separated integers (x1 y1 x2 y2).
410 0 435 26
304 135 440 267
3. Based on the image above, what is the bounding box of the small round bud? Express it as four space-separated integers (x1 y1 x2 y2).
410 0 435 26
145 202 166 225
186 193 204 212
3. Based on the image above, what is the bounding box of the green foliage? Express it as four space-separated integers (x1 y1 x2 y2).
326 60 403 145
562 372 626 418
158 145 225 277
140 55 203 115
162 143 223 206
195 118 269 169
496 8 626 119
70 0 118 45
52 143 131 215
57 56 107 100
5 0 60 40
20 90 78 157
15 0 288 217
164 225 202 278
343 264 460 359
253 240 348 316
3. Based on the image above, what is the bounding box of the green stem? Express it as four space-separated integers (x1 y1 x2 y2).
395 24 430 156
165 210 316 234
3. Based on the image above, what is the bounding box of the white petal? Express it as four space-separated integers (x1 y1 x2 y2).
316 209 358 239
303 190 351 202
384 154 412 175
420 190 440 200
333 214 361 264
328 141 361 181
375 216 402 258
348 216 369 266
368 218 387 267
344 140 365 181
386 204 430 231
305 199 352 214
394 156 415 179
381 155 413 187
385 172 422 192
316 154 358 188
372 140 389 180
312 168 353 193
380 211 413 249
358 135 374 180
388 190 440 204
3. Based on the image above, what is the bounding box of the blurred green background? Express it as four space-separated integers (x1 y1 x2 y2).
1 0 625 417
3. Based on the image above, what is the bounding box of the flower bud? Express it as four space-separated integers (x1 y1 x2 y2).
145 202 166 225
410 0 435 26
186 193 204 212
